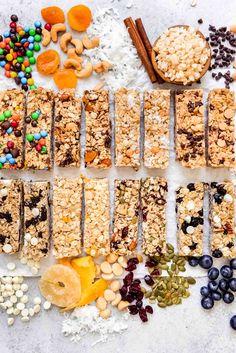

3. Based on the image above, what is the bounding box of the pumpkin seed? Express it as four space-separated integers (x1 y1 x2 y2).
158 302 166 308
187 277 196 285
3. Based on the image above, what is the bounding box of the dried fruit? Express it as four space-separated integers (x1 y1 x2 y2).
71 256 96 289
67 5 92 32
41 6 65 24
85 150 97 163
39 264 81 307
57 258 72 267
53 69 78 89
36 49 60 75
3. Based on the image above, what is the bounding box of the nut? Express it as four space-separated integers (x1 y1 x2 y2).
99 308 111 319
101 273 114 281
96 296 107 311
82 35 100 49
64 58 82 70
42 29 51 46
71 38 84 55
75 62 93 79
51 23 66 42
118 300 129 311
110 280 121 292
117 256 127 268
94 61 112 74
100 261 112 274
60 32 72 53
104 289 116 302
106 253 118 264
111 293 122 306
112 263 123 276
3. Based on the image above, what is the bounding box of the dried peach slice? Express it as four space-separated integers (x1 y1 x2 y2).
41 6 65 24
57 258 72 267
36 49 60 76
39 264 81 307
53 69 78 89
71 256 96 289
67 5 92 32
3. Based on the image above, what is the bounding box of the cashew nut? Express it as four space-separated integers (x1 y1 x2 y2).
42 29 51 47
51 23 66 42
94 61 112 74
75 62 93 79
60 32 72 53
82 35 100 49
71 38 84 55
64 58 82 70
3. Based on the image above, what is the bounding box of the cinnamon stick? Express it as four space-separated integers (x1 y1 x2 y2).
124 17 157 84
135 18 164 84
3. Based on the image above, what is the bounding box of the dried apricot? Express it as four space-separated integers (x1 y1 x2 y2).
36 49 60 75
53 69 78 89
67 5 92 32
41 6 65 24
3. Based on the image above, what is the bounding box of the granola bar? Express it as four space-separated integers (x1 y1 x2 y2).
176 182 204 256
0 89 25 169
209 181 235 257
0 180 22 254
84 178 110 256
53 177 82 258
175 89 206 168
208 89 235 168
144 90 170 168
83 90 111 168
25 87 54 170
54 89 81 167
115 88 140 168
21 181 50 261
111 179 140 255
141 177 168 256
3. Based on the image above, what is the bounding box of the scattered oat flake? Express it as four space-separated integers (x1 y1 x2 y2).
191 0 197 6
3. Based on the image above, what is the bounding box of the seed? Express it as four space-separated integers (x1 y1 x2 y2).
167 243 174 251
158 264 169 270
187 277 196 285
178 266 186 272
158 302 166 308
145 292 151 298
149 299 156 304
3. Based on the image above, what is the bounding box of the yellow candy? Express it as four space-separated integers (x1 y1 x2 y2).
13 59 17 65
6 54 13 61
19 31 25 36
10 49 13 54
21 64 25 71
27 78 34 85
10 72 17 78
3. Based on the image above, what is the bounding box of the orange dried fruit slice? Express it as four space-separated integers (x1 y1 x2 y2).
57 258 72 267
36 49 60 76
71 256 96 289
67 5 92 32
39 264 81 307
41 6 65 24
85 150 97 163
53 69 78 89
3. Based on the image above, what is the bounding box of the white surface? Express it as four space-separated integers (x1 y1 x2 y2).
0 0 236 352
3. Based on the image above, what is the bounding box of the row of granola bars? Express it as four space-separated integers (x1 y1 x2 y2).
0 87 235 170
0 178 235 261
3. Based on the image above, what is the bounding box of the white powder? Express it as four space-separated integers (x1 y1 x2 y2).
84 8 151 91
62 306 129 346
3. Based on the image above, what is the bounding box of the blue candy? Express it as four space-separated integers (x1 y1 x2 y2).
0 60 6 67
34 133 41 140
34 21 42 28
3 32 9 38
20 38 27 44
9 158 16 165
6 127 13 134
40 130 48 138
28 43 34 50
18 71 25 78
24 26 30 32
6 153 13 161
28 36 35 43
0 156 7 164
21 77 27 85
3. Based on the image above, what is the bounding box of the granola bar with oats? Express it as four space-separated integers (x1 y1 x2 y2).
84 178 110 256
25 87 54 170
115 88 140 168
208 89 235 168
83 90 111 168
21 181 50 262
0 180 22 254
54 89 81 167
175 89 205 168
144 90 170 169
111 179 140 255
0 89 25 169
209 181 235 257
176 182 204 256
141 177 168 256
53 177 82 258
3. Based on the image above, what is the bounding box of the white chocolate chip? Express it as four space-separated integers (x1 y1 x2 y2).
213 215 221 224
186 226 194 234
186 201 195 211
43 301 51 310
16 302 25 311
32 208 40 217
30 237 38 246
15 290 23 298
21 316 29 322
33 297 41 305
21 283 28 292
21 308 29 317
7 262 16 271
3 244 12 254
184 215 191 223
0 188 8 197
24 233 31 241
33 304 41 314
224 194 233 202
7 317 14 326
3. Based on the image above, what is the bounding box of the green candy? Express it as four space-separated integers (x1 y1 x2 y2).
17 57 24 63
9 41 14 48
26 134 34 142
34 34 41 42
29 57 36 65
41 146 47 154
29 28 35 36
31 111 39 120
0 48 4 55
0 162 3 169
33 43 40 52
0 114 5 122
30 85 37 90
25 67 32 73
4 110 11 118
26 50 33 58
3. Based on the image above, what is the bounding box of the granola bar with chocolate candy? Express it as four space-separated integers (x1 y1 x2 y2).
111 179 140 255
0 180 22 254
176 182 204 256
209 181 235 258
0 89 25 169
54 90 81 167
115 88 140 168
208 89 235 168
53 178 82 258
21 181 50 262
25 87 54 170
175 89 205 168
144 90 170 169
84 178 110 256
141 177 168 256
83 90 111 168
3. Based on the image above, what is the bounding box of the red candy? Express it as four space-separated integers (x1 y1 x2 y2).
23 42 29 48
11 121 18 128
7 141 14 149
44 23 52 31
4 71 10 78
10 22 16 28
4 63 11 71
35 144 42 152
5 45 10 51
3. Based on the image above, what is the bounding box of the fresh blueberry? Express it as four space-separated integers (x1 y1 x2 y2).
223 291 234 304
188 256 199 267
198 255 213 269
200 286 211 297
230 315 236 330
208 280 219 292
220 265 233 279
201 296 214 310
229 278 236 292
230 258 236 270
211 291 222 301
208 267 219 280
219 278 229 292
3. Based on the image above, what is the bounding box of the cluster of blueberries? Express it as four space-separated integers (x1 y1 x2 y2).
188 255 236 330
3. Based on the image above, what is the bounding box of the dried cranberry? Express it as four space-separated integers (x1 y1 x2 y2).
126 294 134 303
151 269 160 277
128 305 138 315
127 257 139 266
125 264 137 272
139 308 148 322
136 291 144 301
120 286 128 297
133 279 141 285
145 259 158 267
136 300 143 308
145 305 153 314
144 275 154 286
124 272 133 286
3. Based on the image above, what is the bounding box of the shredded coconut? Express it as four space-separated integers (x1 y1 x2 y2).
84 8 151 90
62 306 129 345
